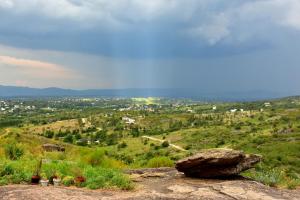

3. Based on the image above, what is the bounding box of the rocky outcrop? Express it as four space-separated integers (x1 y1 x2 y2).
42 144 65 152
175 148 261 178
1 168 299 200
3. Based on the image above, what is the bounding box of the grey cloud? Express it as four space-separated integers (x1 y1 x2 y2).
0 0 300 95
1 0 300 48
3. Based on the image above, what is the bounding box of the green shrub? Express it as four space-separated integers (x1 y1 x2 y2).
0 161 32 184
287 179 300 190
245 168 284 187
0 163 14 176
76 139 88 146
11 171 28 184
0 178 9 186
252 137 267 145
63 134 74 143
56 162 74 177
86 176 106 189
147 156 174 168
161 141 170 148
45 152 66 161
42 163 57 179
83 166 133 190
117 142 128 149
111 174 133 190
85 149 105 167
62 176 74 186
44 130 54 138
4 143 24 160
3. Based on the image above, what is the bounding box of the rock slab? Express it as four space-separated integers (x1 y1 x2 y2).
175 148 261 178
1 168 299 200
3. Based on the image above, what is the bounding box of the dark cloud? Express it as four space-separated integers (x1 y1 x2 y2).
0 0 300 95
0 0 299 58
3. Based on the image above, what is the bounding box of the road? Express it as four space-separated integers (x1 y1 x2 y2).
142 136 187 152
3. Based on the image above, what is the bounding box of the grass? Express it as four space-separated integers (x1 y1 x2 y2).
0 132 133 190
0 158 133 190
0 159 33 185
83 166 133 190
147 156 174 168
243 168 285 187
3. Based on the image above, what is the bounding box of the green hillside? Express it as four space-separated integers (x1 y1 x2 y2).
1 97 300 189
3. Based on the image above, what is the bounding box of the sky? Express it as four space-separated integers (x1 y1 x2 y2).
0 0 300 95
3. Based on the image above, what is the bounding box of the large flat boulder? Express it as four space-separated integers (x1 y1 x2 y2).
176 149 261 178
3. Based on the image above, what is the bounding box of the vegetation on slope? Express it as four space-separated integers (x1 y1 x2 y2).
0 97 300 189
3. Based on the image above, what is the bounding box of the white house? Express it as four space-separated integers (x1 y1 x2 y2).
122 117 136 124
264 102 271 107
82 118 88 124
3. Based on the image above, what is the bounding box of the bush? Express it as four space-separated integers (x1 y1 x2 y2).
161 141 170 148
76 139 88 146
62 176 74 186
111 173 133 190
252 137 266 145
0 163 14 176
44 130 54 138
147 156 174 168
287 179 300 190
83 166 133 190
42 163 57 179
117 142 128 149
86 176 106 189
63 134 74 143
244 168 284 187
4 143 24 160
0 161 32 185
85 149 105 167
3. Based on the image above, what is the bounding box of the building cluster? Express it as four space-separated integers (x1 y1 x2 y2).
0 100 36 114
122 116 136 124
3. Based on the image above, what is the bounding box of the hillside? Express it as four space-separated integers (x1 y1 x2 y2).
0 96 300 194
0 85 286 101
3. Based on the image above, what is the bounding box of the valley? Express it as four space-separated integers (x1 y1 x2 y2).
0 96 300 191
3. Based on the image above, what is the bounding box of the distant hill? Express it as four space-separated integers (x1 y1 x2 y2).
0 85 289 101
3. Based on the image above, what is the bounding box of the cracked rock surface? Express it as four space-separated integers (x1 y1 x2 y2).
0 168 299 200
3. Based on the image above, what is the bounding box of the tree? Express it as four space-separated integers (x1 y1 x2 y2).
95 130 107 143
161 141 170 148
131 127 140 137
63 134 74 143
44 130 54 138
106 133 118 146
